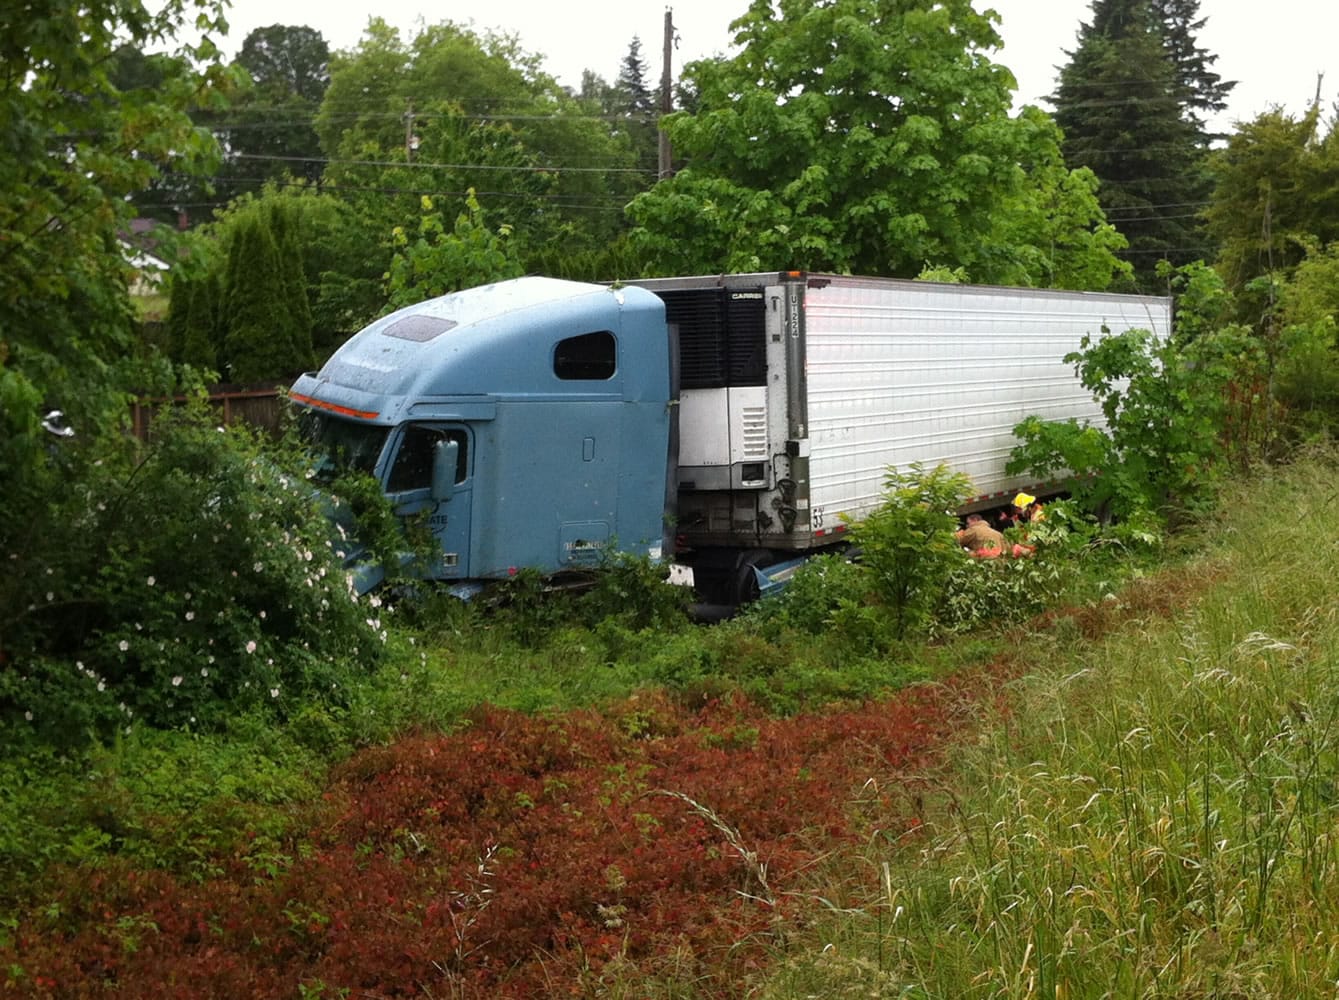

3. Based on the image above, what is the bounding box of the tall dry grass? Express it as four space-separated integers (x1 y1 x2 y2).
764 451 1339 998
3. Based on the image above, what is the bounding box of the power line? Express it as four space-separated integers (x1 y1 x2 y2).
149 174 637 212
1103 211 1206 223
230 152 655 175
1102 199 1212 213
1118 246 1217 255
216 107 662 124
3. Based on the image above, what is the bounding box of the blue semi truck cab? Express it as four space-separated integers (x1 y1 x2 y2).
291 277 678 591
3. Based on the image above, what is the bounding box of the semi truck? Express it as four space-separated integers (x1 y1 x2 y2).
291 272 1172 603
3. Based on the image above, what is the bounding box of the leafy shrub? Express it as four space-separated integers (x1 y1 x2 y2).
1276 315 1339 439
577 551 694 633
848 463 973 639
1009 262 1287 524
1009 328 1248 524
742 553 868 636
1 405 391 746
385 190 524 310
477 554 691 650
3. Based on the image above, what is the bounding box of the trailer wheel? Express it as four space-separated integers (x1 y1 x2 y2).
732 549 775 606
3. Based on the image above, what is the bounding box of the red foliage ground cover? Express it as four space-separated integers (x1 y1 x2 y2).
5 672 1007 998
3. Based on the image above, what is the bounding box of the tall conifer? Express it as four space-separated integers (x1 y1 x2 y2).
1151 0 1234 135
223 217 302 383
613 37 659 176
266 201 315 372
1052 0 1224 289
180 272 221 371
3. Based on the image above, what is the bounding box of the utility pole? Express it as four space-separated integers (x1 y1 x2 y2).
404 100 415 163
658 8 674 180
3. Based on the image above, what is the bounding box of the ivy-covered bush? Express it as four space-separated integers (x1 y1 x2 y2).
1 406 390 746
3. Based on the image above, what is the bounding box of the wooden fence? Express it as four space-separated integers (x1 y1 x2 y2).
129 383 286 441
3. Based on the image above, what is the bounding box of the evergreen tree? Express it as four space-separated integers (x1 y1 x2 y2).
613 37 659 176
1051 0 1215 289
1151 0 1234 135
165 273 193 360
223 216 302 383
615 37 655 116
167 272 221 371
265 200 315 368
180 271 222 372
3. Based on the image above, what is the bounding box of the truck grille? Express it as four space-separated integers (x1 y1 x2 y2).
657 288 766 390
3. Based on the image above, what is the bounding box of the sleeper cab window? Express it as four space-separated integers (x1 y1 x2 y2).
387 425 469 493
553 331 616 381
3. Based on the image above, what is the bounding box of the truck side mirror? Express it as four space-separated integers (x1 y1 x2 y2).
430 438 459 501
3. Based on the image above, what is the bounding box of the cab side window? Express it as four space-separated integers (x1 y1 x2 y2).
554 331 616 380
387 426 468 492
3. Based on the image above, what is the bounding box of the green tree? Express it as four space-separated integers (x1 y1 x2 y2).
267 198 316 364
214 25 332 197
105 43 226 225
0 0 239 721
1150 0 1234 134
627 0 1125 287
1204 107 1339 297
613 37 659 176
0 0 229 495
166 269 223 371
1273 242 1339 435
978 108 1132 289
384 191 524 309
222 215 309 382
178 186 382 360
314 19 639 278
1051 0 1213 289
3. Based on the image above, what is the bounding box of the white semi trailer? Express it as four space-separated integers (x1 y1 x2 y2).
292 271 1172 603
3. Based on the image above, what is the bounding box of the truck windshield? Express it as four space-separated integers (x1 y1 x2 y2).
297 410 388 485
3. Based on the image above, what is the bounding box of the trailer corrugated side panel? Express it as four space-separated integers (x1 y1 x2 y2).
801 278 1171 524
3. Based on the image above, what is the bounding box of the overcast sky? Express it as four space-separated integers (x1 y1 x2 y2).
212 0 1336 134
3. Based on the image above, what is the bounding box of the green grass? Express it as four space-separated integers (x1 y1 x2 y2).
757 452 1339 998
0 482 1163 913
